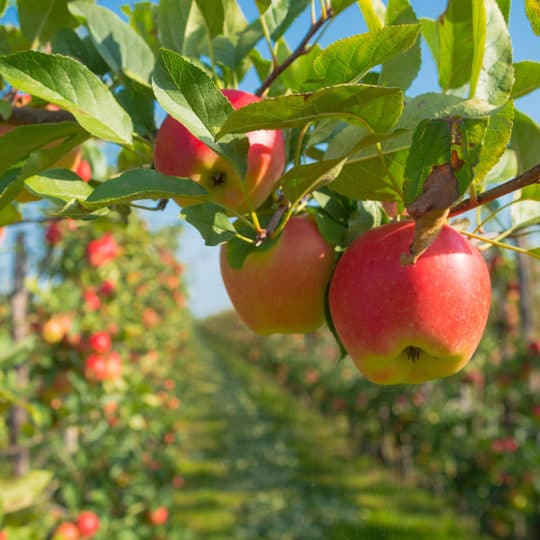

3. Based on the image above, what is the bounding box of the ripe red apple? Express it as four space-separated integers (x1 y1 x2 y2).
329 221 491 384
76 511 100 537
98 280 115 297
148 507 168 526
104 352 122 380
84 354 108 382
220 215 335 334
86 233 118 267
154 89 285 214
88 331 112 353
52 522 80 540
83 288 101 311
45 222 63 245
75 159 92 182
0 530 7 540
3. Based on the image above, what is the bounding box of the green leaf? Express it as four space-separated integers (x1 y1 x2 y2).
528 247 540 259
496 0 510 22
470 0 513 106
510 109 540 173
525 0 540 35
380 0 421 91
344 200 384 245
0 122 87 176
181 203 237 245
0 470 52 513
0 203 22 226
281 158 348 203
0 51 133 145
194 0 225 37
357 0 386 30
158 0 208 56
116 85 156 139
511 61 540 99
121 1 160 55
331 0 358 14
51 28 109 75
218 84 403 136
0 100 11 120
152 48 249 177
0 336 36 366
0 0 7 18
510 198 540 230
83 169 207 209
24 169 93 203
422 1 474 91
0 25 30 56
17 0 89 45
69 2 155 87
522 183 540 201
304 24 420 88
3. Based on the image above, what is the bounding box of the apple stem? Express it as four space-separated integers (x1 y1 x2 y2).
460 230 540 260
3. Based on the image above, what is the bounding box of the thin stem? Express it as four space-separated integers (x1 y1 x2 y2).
472 199 516 233
460 230 539 260
449 163 540 217
250 210 263 233
256 1 278 67
295 123 311 166
236 232 256 244
255 7 334 96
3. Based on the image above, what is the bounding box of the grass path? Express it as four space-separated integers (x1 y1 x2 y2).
172 334 487 540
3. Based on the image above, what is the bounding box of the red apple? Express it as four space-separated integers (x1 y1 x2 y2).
220 215 335 334
84 354 108 382
0 530 7 540
86 233 118 267
148 507 168 526
75 160 92 182
99 280 115 297
329 222 491 385
154 89 285 214
83 288 101 311
104 352 122 380
76 511 99 537
53 522 80 540
88 331 111 353
45 222 63 245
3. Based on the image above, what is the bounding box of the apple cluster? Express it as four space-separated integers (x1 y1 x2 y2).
154 89 492 385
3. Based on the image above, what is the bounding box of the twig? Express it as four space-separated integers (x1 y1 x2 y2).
449 164 540 217
255 8 334 96
2 105 75 125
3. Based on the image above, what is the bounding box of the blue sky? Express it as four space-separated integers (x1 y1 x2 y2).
1 1 539 317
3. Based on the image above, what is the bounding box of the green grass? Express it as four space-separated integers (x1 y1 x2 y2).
171 334 489 540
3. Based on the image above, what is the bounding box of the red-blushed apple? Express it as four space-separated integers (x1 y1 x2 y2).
154 89 285 214
88 331 111 353
104 351 122 380
83 288 101 312
42 315 71 343
75 159 92 182
76 511 100 537
52 522 80 540
86 233 118 267
45 222 63 245
98 280 115 297
148 507 168 526
329 221 491 385
0 530 7 540
220 215 335 334
84 354 108 382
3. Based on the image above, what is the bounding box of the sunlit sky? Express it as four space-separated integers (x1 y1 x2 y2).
1 1 539 318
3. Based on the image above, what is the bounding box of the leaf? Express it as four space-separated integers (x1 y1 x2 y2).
0 51 133 145
121 1 160 55
83 169 207 209
281 158 348 203
51 28 109 75
194 0 224 37
304 25 420 88
357 0 386 30
115 84 156 138
511 61 540 99
0 470 52 513
69 2 155 87
470 0 513 106
0 203 22 226
24 169 93 203
510 110 540 173
422 1 474 91
0 0 7 18
181 203 236 245
522 183 540 201
525 0 540 35
528 247 540 258
17 0 89 45
0 24 31 56
331 0 358 14
152 49 249 176
218 84 403 136
158 0 208 57
380 0 421 91
510 198 540 230
344 200 384 245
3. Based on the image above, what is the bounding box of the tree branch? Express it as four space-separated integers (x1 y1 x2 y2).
255 8 334 97
449 164 540 217
3 105 75 125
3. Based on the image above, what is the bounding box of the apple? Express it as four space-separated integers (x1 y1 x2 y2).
45 222 63 245
0 530 7 540
76 511 100 537
220 215 335 334
98 280 115 297
154 89 286 214
83 288 101 311
329 221 491 385
86 233 118 267
42 316 69 343
75 159 92 182
104 352 122 380
84 354 108 382
148 507 168 526
88 331 112 353
52 522 80 540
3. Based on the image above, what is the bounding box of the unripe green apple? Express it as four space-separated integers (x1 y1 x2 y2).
329 221 491 385
154 89 285 214
220 215 335 335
